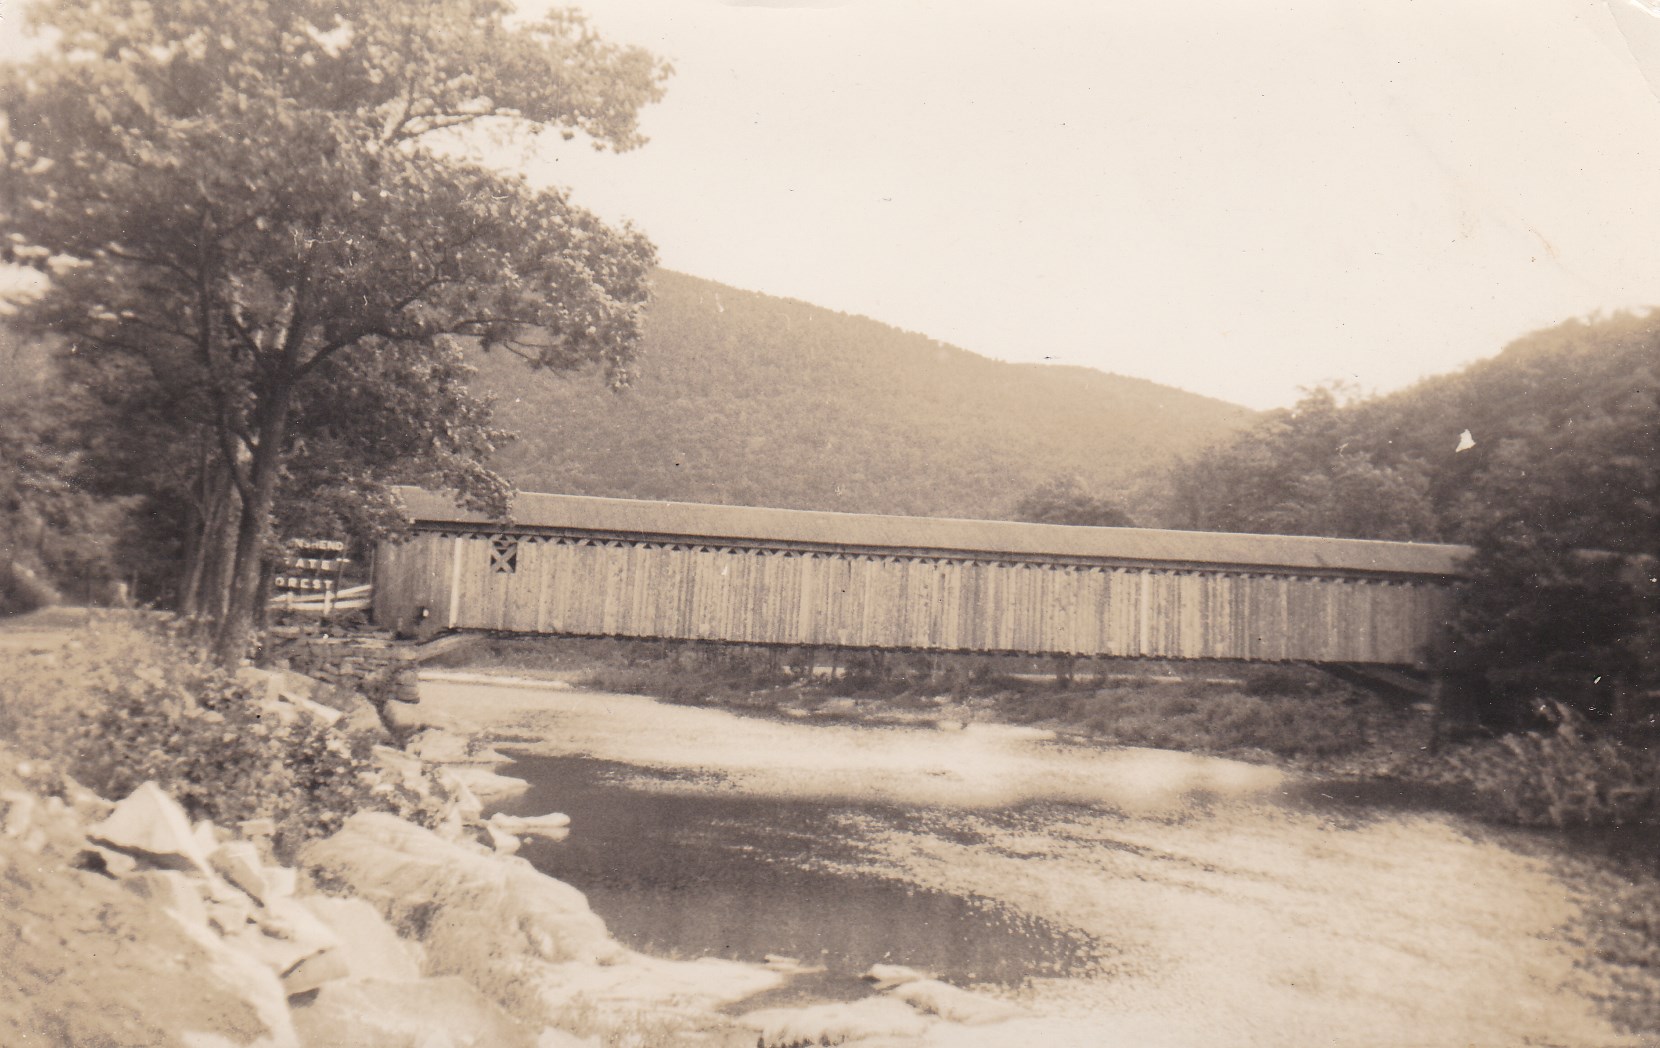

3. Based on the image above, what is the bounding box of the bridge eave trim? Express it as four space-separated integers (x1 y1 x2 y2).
393 486 1471 581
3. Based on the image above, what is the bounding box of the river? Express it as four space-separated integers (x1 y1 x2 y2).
421 674 1641 1047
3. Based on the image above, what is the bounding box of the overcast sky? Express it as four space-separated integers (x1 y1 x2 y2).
6 0 1660 409
497 0 1660 409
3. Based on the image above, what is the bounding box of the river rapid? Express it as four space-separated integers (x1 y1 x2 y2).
418 674 1641 1048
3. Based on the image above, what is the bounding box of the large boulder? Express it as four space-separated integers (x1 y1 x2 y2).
1 796 298 1047
299 896 424 983
488 811 570 843
405 728 475 765
219 893 345 994
91 781 216 876
298 813 623 1022
211 840 273 905
445 765 531 806
290 977 540 1048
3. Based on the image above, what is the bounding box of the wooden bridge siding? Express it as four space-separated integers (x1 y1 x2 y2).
372 535 452 630
375 531 1453 664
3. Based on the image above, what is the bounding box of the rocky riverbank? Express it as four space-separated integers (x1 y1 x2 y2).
1 642 1042 1047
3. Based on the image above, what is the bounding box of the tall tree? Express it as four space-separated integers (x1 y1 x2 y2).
0 326 124 611
1166 384 1438 541
1 0 669 659
1007 476 1137 528
1160 318 1658 727
1440 372 1659 724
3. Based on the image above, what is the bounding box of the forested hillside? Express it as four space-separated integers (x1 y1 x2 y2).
472 270 1254 520
1166 311 1658 552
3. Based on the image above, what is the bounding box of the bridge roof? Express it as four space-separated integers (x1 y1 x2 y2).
395 487 1469 578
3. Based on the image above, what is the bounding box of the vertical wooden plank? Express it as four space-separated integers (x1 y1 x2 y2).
949 561 969 651
739 549 763 643
571 539 600 635
445 536 464 629
463 535 487 631
1179 572 1199 659
1086 567 1109 656
984 561 1006 652
794 553 817 645
690 548 712 640
728 549 748 641
620 542 642 638
671 545 695 639
505 536 534 632
1041 564 1057 654
549 539 575 633
832 553 854 647
530 538 549 633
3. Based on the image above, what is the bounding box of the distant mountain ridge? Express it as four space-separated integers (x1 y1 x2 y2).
472 269 1256 521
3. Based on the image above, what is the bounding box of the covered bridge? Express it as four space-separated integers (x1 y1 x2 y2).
373 487 1469 667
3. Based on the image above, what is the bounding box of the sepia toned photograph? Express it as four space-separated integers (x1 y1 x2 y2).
1 0 1658 1045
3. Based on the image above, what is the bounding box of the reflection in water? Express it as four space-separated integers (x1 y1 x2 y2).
499 753 1105 997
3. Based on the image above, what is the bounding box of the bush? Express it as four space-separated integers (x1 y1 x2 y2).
1433 702 1660 829
1241 665 1321 697
1 614 386 856
1439 523 1657 730
0 560 61 616
579 655 790 707
994 678 1418 762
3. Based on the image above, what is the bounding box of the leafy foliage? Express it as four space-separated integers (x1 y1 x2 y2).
0 330 126 611
1163 316 1660 724
1167 384 1439 540
1436 327 1659 720
0 615 396 853
1 0 668 658
1007 476 1137 528
1426 703 1660 829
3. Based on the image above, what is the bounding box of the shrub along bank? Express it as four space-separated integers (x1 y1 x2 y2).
1 616 417 857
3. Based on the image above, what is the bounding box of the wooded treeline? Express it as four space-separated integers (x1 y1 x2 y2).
1160 314 1659 725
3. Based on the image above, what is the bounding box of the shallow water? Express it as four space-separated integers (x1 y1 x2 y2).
500 753 1105 998
428 676 1644 1047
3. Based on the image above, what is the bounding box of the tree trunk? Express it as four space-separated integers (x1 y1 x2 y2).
253 559 275 631
177 501 204 616
177 438 214 615
212 381 295 665
205 482 243 622
181 459 239 618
